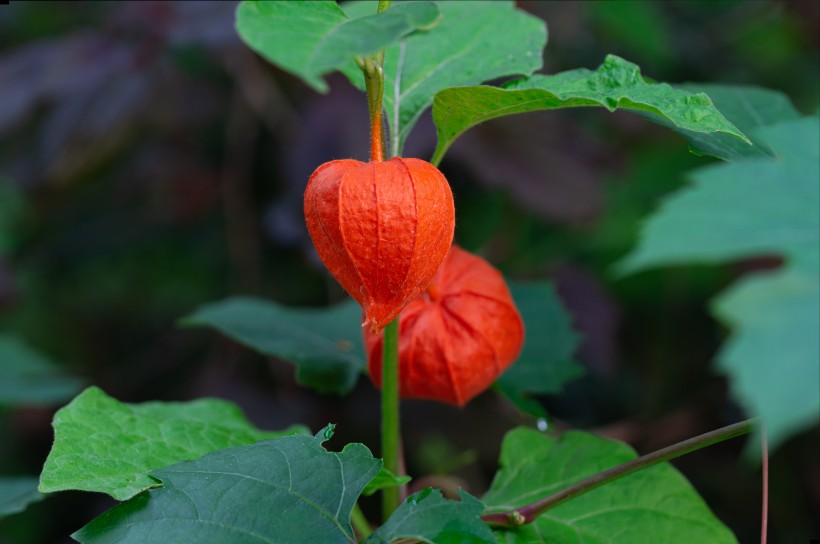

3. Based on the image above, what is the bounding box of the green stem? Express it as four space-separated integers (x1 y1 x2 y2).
360 0 401 524
430 143 447 169
362 57 385 162
351 503 372 542
381 318 401 521
482 419 756 527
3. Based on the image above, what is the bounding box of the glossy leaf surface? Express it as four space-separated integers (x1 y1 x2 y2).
431 55 749 164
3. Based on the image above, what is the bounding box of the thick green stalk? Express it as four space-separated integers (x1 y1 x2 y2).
359 0 402 523
380 318 401 520
351 503 373 542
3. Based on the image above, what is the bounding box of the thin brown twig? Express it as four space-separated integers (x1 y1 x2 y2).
761 428 769 544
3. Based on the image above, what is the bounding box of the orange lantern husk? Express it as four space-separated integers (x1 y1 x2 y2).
365 245 525 406
304 157 455 333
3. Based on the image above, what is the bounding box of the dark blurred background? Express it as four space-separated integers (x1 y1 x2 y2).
0 1 818 542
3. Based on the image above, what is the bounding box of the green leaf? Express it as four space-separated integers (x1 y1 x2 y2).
495 282 583 414
342 0 546 153
617 116 820 451
73 430 382 544
431 55 749 165
0 477 44 519
666 84 801 161
484 428 737 544
0 181 25 255
0 335 84 406
618 119 818 271
39 386 306 501
588 1 671 65
714 263 819 452
181 297 364 395
366 488 495 544
361 466 411 497
235 0 441 93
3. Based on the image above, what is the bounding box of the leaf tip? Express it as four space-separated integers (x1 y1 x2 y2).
317 423 337 442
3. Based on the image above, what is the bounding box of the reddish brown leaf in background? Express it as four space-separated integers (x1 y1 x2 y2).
304 157 455 331
365 246 525 406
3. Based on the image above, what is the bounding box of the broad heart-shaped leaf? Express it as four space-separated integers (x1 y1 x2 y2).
366 488 495 544
0 334 84 406
39 386 307 501
662 84 801 161
617 116 820 451
484 428 737 544
0 476 44 519
181 297 364 395
495 282 583 416
235 0 441 93
73 428 381 544
341 0 546 153
431 55 749 165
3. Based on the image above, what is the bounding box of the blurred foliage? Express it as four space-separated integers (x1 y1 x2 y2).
0 1 817 542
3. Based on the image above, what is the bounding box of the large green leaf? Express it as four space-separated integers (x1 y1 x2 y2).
618 116 820 451
666 84 801 161
342 0 546 153
431 55 749 165
39 386 306 501
0 477 44 519
0 335 84 406
73 427 381 544
484 428 737 544
181 297 364 395
235 0 440 93
366 488 495 544
495 282 583 415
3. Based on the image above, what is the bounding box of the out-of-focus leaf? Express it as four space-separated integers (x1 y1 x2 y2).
431 55 749 165
39 386 307 501
342 0 546 153
618 117 820 451
0 182 24 255
0 477 44 519
495 282 583 415
667 84 802 161
181 297 364 395
484 428 737 544
361 466 411 497
366 488 495 544
589 1 671 65
0 335 84 406
73 427 381 544
235 0 441 93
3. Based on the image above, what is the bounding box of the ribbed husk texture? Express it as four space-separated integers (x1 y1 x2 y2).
304 157 455 332
365 246 525 406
